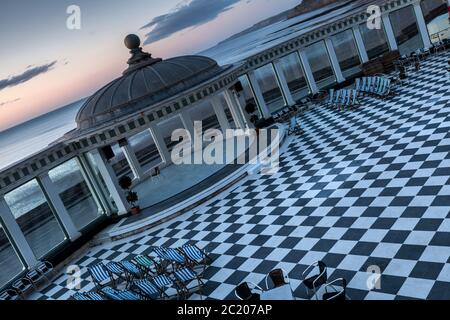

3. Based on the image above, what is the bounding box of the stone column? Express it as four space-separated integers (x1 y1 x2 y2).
273 60 296 106
0 197 38 267
247 71 272 118
381 14 398 51
119 139 145 181
39 173 82 240
297 50 319 93
90 149 130 215
353 26 369 62
413 1 432 49
325 38 345 83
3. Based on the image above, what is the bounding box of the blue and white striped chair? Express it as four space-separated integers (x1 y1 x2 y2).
120 261 143 283
151 274 179 300
11 277 34 298
101 287 142 301
132 279 160 300
88 263 115 290
0 288 20 300
173 267 204 300
180 244 212 270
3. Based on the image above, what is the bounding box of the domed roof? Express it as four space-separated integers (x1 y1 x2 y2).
76 35 225 131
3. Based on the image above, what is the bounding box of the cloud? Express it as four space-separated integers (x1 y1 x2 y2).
141 0 243 45
0 98 21 107
0 61 58 91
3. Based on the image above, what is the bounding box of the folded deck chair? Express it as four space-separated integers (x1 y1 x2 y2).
26 261 54 287
88 263 115 290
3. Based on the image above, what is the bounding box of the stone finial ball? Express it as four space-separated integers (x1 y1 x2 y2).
124 34 141 50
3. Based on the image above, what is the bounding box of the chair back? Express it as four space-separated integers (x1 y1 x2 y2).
235 282 253 300
268 269 288 288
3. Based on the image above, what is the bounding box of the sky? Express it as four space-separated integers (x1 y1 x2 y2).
0 0 300 131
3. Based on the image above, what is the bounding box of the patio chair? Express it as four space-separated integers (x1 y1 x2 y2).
72 292 90 301
235 282 263 301
350 90 361 107
88 263 115 291
101 287 143 301
302 261 327 299
11 277 34 297
322 278 348 301
180 244 213 273
133 255 163 276
173 267 205 300
265 268 289 290
26 261 54 287
0 288 21 300
132 279 161 300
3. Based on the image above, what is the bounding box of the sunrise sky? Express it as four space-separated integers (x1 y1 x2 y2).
0 0 300 131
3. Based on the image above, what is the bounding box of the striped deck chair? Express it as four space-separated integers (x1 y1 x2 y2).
133 255 163 276
151 274 179 300
101 287 142 301
132 279 160 300
73 292 105 301
180 244 213 273
120 261 143 283
88 263 115 290
72 293 90 301
0 289 21 300
105 262 127 283
173 267 205 300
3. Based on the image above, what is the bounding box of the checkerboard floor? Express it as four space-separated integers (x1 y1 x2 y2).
30 53 450 300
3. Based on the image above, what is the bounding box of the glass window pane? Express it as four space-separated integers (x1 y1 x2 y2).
157 115 190 154
359 23 390 59
110 142 134 180
304 40 336 89
188 101 221 135
48 158 104 230
238 75 261 119
0 223 24 288
4 180 66 259
128 130 163 173
277 53 310 101
389 5 422 55
421 0 450 43
253 64 285 114
331 29 362 78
